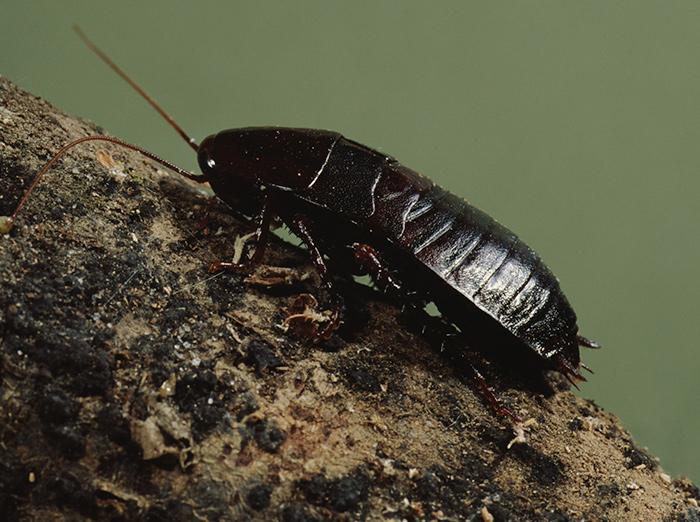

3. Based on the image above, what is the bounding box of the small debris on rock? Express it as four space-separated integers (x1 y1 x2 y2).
245 339 283 375
379 458 397 477
0 216 13 234
131 417 169 460
158 374 177 397
297 467 370 513
151 402 192 443
623 445 658 470
96 149 116 169
244 418 287 453
96 149 125 177
0 106 15 123
245 264 311 287
230 231 256 264
246 483 273 511
282 293 333 339
481 505 495 522
507 418 537 449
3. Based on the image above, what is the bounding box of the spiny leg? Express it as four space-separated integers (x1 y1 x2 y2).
397 303 520 423
465 363 522 423
288 214 342 339
553 353 587 389
209 194 273 273
351 242 436 333
351 242 404 296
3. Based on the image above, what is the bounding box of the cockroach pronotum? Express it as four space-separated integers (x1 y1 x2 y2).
1 28 600 420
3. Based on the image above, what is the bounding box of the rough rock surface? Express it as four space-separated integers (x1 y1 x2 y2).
1 76 698 521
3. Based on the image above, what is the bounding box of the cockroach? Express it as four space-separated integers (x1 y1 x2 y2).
1 28 599 420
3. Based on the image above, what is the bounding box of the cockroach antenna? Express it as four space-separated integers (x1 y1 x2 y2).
72 25 199 151
1 27 208 234
0 135 206 234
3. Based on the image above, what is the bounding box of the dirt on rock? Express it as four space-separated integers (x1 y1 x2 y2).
1 76 698 521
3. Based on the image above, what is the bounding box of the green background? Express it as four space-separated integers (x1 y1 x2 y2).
2 2 698 482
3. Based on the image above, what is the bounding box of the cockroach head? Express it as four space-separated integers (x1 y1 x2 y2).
197 132 266 216
197 131 263 187
198 127 340 194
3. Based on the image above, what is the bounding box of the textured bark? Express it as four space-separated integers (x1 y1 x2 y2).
0 76 698 521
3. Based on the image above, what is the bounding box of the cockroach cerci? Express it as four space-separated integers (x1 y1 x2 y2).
2 28 600 420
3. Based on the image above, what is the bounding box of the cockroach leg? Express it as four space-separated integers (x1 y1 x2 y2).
465 363 521 423
288 214 329 284
564 374 581 390
209 195 273 273
288 213 343 339
317 300 342 340
351 242 404 295
553 354 587 389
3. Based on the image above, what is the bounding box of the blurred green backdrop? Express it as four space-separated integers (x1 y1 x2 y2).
1 1 698 482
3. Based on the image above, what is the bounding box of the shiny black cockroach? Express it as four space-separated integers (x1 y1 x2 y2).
2 28 599 419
